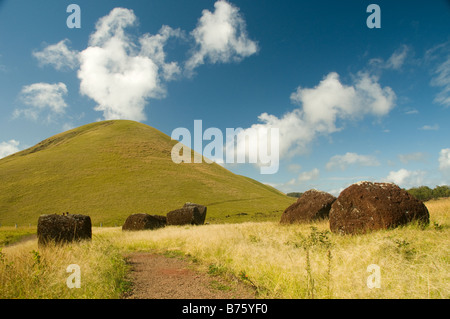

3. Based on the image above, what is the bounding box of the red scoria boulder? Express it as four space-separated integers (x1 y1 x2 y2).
122 213 167 231
166 203 207 226
329 181 430 235
280 189 336 224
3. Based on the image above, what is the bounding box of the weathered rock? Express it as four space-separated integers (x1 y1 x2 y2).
122 213 167 231
167 203 207 226
37 213 92 245
280 189 336 224
329 181 430 235
183 202 207 224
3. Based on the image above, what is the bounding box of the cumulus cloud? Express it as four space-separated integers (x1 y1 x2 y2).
78 8 182 121
298 168 320 182
326 152 380 171
384 149 449 188
139 25 184 81
228 71 396 164
185 0 258 73
385 168 425 188
78 8 159 121
30 3 257 122
15 82 68 121
228 110 313 162
439 148 450 172
290 72 395 132
33 39 79 70
0 140 20 159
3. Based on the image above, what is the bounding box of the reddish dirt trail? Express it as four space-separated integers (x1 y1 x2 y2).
123 252 256 299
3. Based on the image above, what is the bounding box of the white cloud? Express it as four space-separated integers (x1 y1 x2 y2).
31 3 257 122
230 110 313 161
383 149 450 188
385 168 425 188
15 82 68 121
78 7 178 121
386 45 409 70
419 124 439 131
398 152 427 164
33 39 79 70
439 148 450 172
229 71 396 163
326 152 380 171
369 45 409 71
88 7 135 45
426 41 450 107
431 55 450 107
0 140 20 159
185 0 258 73
139 25 184 81
298 168 320 182
290 72 395 132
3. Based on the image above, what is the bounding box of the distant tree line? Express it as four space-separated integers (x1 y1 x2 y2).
407 185 450 201
287 192 303 198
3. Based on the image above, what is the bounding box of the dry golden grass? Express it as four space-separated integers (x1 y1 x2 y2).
424 197 449 225
106 221 448 298
0 236 129 299
1 198 448 299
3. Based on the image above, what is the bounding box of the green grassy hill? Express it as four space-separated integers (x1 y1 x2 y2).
0 120 294 226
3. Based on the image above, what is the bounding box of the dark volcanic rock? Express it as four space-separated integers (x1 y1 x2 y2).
122 213 167 231
167 203 207 226
329 181 430 235
280 189 336 224
37 213 92 245
183 202 207 224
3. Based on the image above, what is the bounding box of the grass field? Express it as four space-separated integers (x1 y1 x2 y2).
0 198 448 299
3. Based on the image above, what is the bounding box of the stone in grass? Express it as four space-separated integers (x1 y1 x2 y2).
122 213 167 231
329 181 430 235
37 213 92 246
183 202 207 224
280 189 336 224
167 203 207 226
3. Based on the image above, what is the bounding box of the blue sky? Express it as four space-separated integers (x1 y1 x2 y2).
0 0 449 195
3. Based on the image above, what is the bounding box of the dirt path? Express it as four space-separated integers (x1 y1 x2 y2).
123 252 256 299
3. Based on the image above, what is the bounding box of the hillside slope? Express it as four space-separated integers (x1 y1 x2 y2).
0 120 294 226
